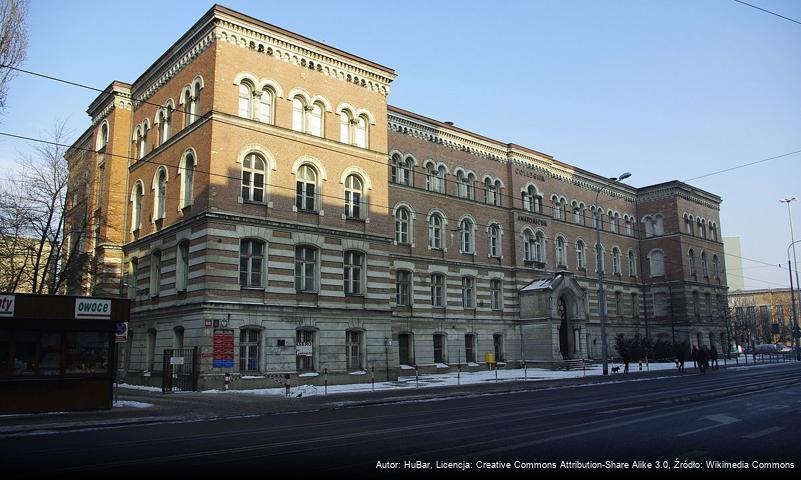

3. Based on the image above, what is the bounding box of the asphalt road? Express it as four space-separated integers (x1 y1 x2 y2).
3 363 800 477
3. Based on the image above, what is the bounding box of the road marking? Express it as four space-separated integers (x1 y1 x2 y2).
743 426 784 439
676 414 741 437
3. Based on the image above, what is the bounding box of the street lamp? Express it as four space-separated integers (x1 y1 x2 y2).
787 239 801 361
596 172 631 375
781 199 801 344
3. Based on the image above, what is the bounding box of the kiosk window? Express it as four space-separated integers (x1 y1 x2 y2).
0 332 9 375
39 333 63 376
13 332 37 375
66 332 109 374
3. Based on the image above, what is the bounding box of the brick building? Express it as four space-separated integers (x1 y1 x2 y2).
728 288 799 348
65 5 728 389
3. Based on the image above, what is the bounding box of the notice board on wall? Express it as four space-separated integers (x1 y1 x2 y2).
212 329 234 368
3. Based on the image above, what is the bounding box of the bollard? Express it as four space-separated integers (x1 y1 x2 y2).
324 368 328 396
495 366 499 382
457 363 461 385
284 373 291 397
639 361 643 371
371 366 375 392
524 361 527 380
415 365 419 388
224 372 230 391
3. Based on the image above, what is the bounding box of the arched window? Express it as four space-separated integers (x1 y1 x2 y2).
150 250 161 297
259 88 275 124
484 178 495 205
391 154 412 186
344 174 363 219
238 82 253 118
241 153 266 203
136 126 147 160
628 250 636 277
494 180 502 207
534 231 545 263
191 80 201 122
697 218 704 238
524 230 535 262
426 164 445 193
339 110 352 144
592 207 600 229
176 240 190 292
625 216 633 236
712 255 720 279
595 243 605 272
460 218 474 254
131 182 143 232
457 171 470 199
573 202 584 225
488 224 500 257
180 151 195 209
294 245 317 292
686 215 694 235
612 247 621 274
689 249 696 275
183 88 192 127
292 97 306 132
701 252 708 277
395 207 410 244
159 105 172 144
354 115 368 148
644 216 654 237
576 240 586 269
296 164 317 211
154 167 167 221
654 215 665 235
309 102 323 137
429 214 443 249
650 250 665 277
128 257 138 299
556 236 567 266
240 239 265 288
99 123 108 150
552 196 563 220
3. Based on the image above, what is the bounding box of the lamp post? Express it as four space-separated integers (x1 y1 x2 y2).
596 172 631 375
781 199 801 343
788 239 801 361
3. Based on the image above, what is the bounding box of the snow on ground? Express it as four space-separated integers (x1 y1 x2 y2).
116 383 162 392
203 362 683 398
113 401 154 409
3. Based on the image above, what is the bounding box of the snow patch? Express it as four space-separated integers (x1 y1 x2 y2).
298 372 319 378
115 383 162 392
113 401 154 409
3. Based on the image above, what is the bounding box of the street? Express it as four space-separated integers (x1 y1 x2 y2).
2 363 799 476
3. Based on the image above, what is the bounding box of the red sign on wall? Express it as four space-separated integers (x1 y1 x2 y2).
212 329 234 368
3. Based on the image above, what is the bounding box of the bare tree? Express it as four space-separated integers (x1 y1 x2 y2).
0 0 28 111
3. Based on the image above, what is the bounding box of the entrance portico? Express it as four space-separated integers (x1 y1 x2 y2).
518 272 588 363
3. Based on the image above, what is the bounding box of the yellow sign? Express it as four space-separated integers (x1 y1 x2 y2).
485 353 495 364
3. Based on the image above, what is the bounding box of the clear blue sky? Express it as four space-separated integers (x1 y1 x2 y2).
1 0 799 290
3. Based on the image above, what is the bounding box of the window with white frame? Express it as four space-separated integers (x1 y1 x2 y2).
429 214 443 249
159 105 172 144
595 244 605 273
339 110 352 143
573 202 584 225
346 330 363 370
689 249 696 275
309 102 323 137
524 231 535 262
131 182 143 232
154 168 167 221
354 115 368 148
181 152 194 208
431 273 444 307
457 171 474 199
150 251 161 297
576 240 586 269
177 240 189 292
239 329 260 372
612 247 621 274
653 215 664 235
713 255 720 279
493 180 502 206
490 279 502 310
426 164 445 193
294 246 317 292
344 174 363 219
396 270 411 306
592 207 600 229
240 239 264 288
625 217 633 236
523 185 542 213
556 236 567 266
697 219 705 238
128 257 138 299
395 207 410 244
183 88 192 127
534 231 545 263
488 224 500 257
343 251 363 295
292 97 306 132
484 178 495 205
460 219 474 254
238 82 253 118
462 276 475 309
650 250 665 277
391 154 412 186
241 153 266 203
136 126 147 160
628 250 636 277
191 81 201 123
552 196 563 220
685 214 694 235
296 164 317 211
259 88 274 124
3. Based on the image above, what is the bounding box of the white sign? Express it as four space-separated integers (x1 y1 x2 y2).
75 299 112 319
0 294 14 317
296 342 313 357
170 357 185 365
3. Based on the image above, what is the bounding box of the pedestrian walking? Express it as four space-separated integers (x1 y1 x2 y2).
691 346 699 370
675 346 685 373
710 345 719 370
699 346 708 375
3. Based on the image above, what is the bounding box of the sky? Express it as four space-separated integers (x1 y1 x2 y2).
0 0 799 290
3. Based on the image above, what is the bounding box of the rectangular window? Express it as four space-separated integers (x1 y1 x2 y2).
294 247 317 292
396 271 411 306
346 330 362 370
615 292 623 316
344 251 363 295
433 334 445 364
150 252 161 297
431 274 444 307
239 329 260 372
632 293 639 318
462 277 475 309
296 330 315 371
465 335 476 363
177 241 190 292
240 240 264 288
490 279 502 310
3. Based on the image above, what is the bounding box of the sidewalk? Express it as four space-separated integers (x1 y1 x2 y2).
0 359 793 435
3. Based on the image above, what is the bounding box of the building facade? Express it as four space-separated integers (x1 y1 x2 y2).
729 288 799 349
65 5 728 389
